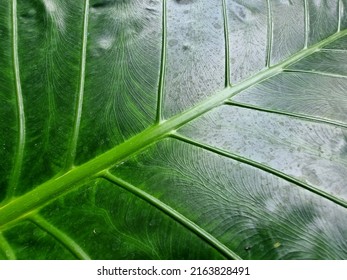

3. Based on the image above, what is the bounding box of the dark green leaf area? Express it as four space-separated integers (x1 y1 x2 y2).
76 0 162 165
0 0 17 201
2 221 74 260
40 179 224 260
111 139 347 259
14 0 85 195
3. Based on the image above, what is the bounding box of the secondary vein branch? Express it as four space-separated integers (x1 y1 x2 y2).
265 0 273 67
0 232 16 260
66 0 90 168
171 134 347 209
156 0 167 124
304 0 309 48
101 171 241 260
338 0 342 32
8 0 26 200
222 0 231 86
226 100 347 129
30 214 90 260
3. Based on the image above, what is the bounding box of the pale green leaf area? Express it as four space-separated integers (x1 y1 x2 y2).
0 0 347 260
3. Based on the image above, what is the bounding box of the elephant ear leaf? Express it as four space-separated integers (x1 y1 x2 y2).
0 0 346 260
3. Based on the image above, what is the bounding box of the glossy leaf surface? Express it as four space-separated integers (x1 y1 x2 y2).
0 0 347 260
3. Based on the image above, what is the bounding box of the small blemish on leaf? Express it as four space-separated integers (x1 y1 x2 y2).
182 44 190 51
273 242 281 248
21 9 37 19
244 245 252 251
92 0 115 9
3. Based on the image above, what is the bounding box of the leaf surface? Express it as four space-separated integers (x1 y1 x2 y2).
0 0 347 259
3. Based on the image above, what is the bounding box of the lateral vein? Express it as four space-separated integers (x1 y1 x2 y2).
225 100 347 129
102 171 241 260
265 0 273 67
8 0 26 200
30 214 91 260
0 232 16 260
222 0 231 86
283 68 347 79
304 0 309 48
338 0 342 32
66 0 90 168
156 0 167 124
171 134 347 209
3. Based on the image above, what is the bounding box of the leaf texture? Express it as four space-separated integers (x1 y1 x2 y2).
0 0 347 260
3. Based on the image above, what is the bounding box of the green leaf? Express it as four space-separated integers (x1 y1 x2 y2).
0 0 346 260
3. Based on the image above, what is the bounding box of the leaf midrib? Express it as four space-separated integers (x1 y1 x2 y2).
1 28 347 229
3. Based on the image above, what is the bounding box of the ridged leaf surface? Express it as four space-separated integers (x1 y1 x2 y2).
0 0 347 259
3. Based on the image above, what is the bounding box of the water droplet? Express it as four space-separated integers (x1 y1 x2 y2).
168 39 178 47
213 22 222 29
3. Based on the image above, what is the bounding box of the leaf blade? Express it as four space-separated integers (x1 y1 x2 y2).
1 0 347 260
